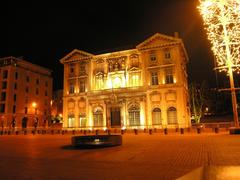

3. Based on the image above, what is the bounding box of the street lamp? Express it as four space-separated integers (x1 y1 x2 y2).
198 0 240 131
32 102 37 114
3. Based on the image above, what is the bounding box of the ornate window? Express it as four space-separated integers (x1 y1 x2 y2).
165 68 174 84
69 63 75 73
150 54 157 63
128 105 140 126
130 74 139 87
68 113 75 128
95 73 104 90
69 82 75 94
151 72 158 85
79 79 85 92
152 108 162 125
79 114 87 127
112 76 122 88
165 51 171 59
130 54 139 68
93 107 103 127
167 107 177 125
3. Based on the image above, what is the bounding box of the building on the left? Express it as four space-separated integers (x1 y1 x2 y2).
0 56 52 129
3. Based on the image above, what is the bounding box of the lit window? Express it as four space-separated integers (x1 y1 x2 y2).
128 105 140 126
68 113 75 128
79 114 87 127
96 74 104 90
113 77 121 88
93 107 103 127
131 74 139 87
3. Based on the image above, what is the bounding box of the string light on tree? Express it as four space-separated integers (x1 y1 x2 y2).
198 0 240 128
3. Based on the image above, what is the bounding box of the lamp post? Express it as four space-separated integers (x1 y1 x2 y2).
198 0 240 131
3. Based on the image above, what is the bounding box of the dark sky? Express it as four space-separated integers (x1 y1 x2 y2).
1 0 216 90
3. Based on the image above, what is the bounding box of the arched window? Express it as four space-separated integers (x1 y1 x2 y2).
93 107 103 127
95 73 104 90
152 108 162 125
128 105 140 126
167 107 177 125
68 113 75 128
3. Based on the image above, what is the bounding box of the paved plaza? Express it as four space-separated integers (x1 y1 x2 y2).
0 132 240 179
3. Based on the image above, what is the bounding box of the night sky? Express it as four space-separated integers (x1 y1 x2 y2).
1 0 216 90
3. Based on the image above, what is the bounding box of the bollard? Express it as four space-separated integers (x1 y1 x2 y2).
154 128 157 133
121 129 124 135
197 128 201 134
134 129 138 135
83 130 87 135
164 128 168 135
149 129 152 135
175 128 179 132
16 131 19 135
107 129 111 135
24 130 27 135
180 128 184 134
0 131 3 135
8 131 11 135
72 130 75 135
214 127 219 133
62 130 65 135
144 128 147 133
51 130 54 135
32 130 35 135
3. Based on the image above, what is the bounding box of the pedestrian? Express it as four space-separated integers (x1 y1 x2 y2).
34 117 38 130
11 118 16 130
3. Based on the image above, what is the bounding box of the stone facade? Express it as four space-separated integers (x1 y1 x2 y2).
0 56 53 129
60 33 190 130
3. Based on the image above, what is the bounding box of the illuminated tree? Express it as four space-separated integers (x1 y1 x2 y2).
189 82 206 124
198 0 240 127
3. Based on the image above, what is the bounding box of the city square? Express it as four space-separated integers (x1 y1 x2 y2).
1 131 240 179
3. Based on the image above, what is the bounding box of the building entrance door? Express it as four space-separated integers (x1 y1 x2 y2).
110 107 121 127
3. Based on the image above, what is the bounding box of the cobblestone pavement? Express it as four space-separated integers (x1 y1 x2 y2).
0 132 240 180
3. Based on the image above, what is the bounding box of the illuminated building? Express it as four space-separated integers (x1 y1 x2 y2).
0 56 53 128
60 33 190 130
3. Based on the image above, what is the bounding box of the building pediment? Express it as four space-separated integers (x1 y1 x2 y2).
128 67 140 71
60 49 94 64
136 33 181 50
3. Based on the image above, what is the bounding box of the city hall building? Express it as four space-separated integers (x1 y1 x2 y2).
60 33 190 130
